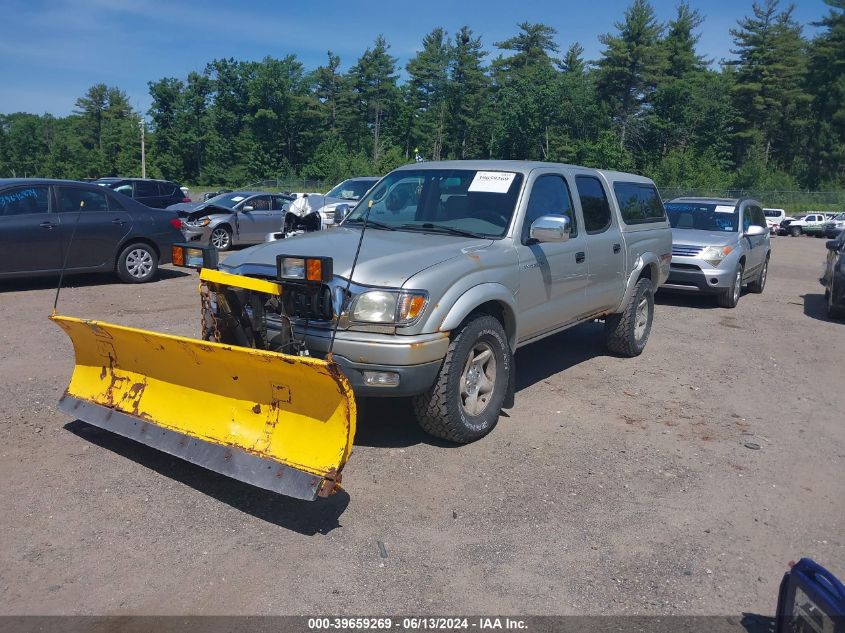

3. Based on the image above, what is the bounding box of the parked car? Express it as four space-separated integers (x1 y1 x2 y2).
0 179 182 283
286 177 379 228
764 208 787 235
662 197 770 308
217 160 672 441
793 213 833 237
93 177 190 209
822 212 845 239
821 231 845 319
779 217 803 237
177 191 293 251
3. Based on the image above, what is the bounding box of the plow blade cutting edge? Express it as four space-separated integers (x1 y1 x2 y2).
51 315 356 501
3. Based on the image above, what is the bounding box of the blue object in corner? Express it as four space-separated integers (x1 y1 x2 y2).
776 557 845 632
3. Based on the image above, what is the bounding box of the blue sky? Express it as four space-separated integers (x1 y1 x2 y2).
0 0 832 117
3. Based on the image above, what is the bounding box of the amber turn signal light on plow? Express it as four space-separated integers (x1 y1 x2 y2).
171 243 219 270
276 255 333 283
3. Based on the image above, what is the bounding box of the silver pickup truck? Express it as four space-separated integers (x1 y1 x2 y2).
219 160 672 442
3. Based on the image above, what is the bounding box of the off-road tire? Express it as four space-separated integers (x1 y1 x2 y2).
412 315 510 443
828 286 845 320
717 265 743 308
748 256 769 294
210 225 233 251
116 242 158 284
604 278 654 357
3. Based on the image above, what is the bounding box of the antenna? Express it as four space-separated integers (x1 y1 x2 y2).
327 199 373 357
53 197 85 314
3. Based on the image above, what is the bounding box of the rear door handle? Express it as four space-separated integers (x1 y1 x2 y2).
576 252 586 264
39 221 56 229
613 243 621 253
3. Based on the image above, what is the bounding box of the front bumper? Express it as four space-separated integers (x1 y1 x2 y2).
270 322 451 396
181 226 211 243
662 258 737 294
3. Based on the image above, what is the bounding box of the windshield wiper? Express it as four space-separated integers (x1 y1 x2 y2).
343 218 396 231
398 223 488 239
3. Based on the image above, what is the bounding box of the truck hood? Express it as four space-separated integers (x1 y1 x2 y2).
220 227 493 287
671 228 740 247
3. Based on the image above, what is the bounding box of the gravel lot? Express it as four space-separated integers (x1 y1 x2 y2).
0 236 842 617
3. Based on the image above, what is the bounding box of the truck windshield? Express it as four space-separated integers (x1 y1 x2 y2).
665 202 738 232
344 169 524 238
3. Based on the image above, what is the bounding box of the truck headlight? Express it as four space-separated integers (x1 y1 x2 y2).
700 245 733 267
351 290 428 325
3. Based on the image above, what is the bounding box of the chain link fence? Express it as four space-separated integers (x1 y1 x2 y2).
244 178 325 194
658 188 845 214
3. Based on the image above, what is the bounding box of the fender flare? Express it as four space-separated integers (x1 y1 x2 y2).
437 283 518 349
615 253 660 313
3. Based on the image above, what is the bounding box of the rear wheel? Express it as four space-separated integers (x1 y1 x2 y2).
116 242 158 284
210 225 232 251
718 265 743 308
748 257 768 294
604 278 654 357
412 314 510 443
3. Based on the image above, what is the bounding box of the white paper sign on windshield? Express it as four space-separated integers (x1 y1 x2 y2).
714 205 735 213
468 171 517 193
231 196 246 202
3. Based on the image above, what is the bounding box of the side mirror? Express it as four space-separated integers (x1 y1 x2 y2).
529 215 571 243
826 240 841 251
334 204 351 224
241 205 254 212
745 225 767 237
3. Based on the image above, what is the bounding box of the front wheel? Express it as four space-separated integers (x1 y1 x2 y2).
829 286 845 320
790 226 801 237
604 278 655 357
412 315 510 443
116 242 158 284
210 226 232 251
718 266 743 308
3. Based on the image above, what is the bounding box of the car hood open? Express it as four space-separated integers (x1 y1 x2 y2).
221 227 493 288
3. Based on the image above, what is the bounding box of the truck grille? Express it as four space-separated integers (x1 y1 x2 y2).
672 244 704 258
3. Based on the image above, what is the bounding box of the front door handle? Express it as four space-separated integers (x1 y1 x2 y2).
576 252 586 264
39 221 56 229
613 243 621 253
111 218 126 225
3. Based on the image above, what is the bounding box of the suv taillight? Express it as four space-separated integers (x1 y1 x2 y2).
181 197 192 203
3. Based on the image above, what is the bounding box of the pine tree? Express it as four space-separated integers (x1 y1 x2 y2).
406 28 452 160
806 0 845 185
596 0 665 150
729 0 811 166
347 36 399 164
445 27 490 159
560 43 586 75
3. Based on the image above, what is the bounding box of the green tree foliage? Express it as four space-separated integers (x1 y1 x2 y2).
2 3 844 190
729 0 811 167
597 0 665 151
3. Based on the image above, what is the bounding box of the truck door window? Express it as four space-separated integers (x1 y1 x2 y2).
522 175 575 244
575 176 612 234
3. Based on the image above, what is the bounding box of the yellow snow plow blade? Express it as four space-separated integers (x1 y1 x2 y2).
51 315 356 501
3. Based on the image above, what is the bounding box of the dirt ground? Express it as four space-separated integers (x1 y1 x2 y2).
0 236 842 617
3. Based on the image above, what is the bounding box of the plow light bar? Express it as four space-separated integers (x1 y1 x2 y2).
276 255 333 283
172 243 218 270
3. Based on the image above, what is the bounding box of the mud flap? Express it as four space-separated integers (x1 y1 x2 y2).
51 315 356 501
